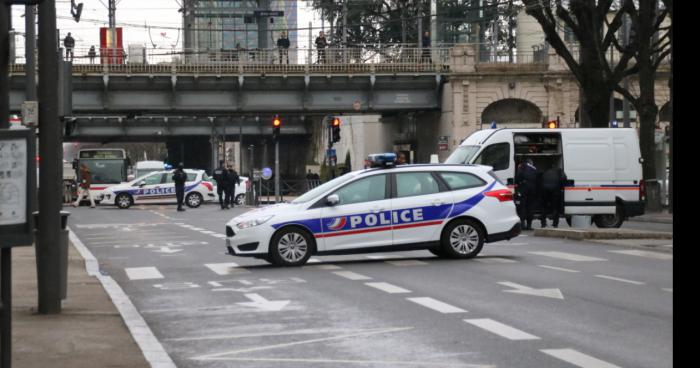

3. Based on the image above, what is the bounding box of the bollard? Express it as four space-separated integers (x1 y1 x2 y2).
33 211 70 300
570 215 592 229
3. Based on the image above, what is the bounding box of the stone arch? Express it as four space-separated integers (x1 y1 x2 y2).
481 98 543 126
658 101 671 122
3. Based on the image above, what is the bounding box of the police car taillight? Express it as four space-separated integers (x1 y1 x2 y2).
367 153 397 168
484 189 513 202
202 182 213 191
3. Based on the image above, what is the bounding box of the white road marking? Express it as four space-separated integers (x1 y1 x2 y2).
498 281 564 299
474 257 518 264
662 288 673 293
541 348 622 368
386 260 429 266
169 327 411 342
237 293 290 311
608 249 673 260
192 327 414 360
366 255 393 259
208 281 223 287
125 267 164 280
407 297 467 313
307 258 321 263
463 319 540 340
205 262 243 276
595 275 645 285
190 227 205 231
195 357 494 367
333 271 372 280
303 264 343 270
200 230 217 234
538 265 581 273
529 251 607 262
365 282 411 294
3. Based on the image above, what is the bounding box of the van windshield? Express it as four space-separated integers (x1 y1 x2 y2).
445 145 480 164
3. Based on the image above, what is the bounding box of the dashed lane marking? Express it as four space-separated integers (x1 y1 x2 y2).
540 348 622 368
608 249 673 260
529 251 607 262
386 260 429 266
365 282 412 294
594 274 645 285
538 265 581 273
332 271 372 281
125 267 164 280
463 318 540 341
407 297 467 314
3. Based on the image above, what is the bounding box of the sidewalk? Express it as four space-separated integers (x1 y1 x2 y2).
11 243 149 368
534 226 673 253
631 209 673 224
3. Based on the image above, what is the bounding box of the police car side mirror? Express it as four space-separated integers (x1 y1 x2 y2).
138 181 146 187
326 194 340 206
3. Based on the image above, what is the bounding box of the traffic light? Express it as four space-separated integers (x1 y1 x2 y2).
272 115 282 141
331 117 341 143
545 120 558 129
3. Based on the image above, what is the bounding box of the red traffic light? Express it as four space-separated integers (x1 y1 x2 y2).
547 120 557 129
272 117 282 127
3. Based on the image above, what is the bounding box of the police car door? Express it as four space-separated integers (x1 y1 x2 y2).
391 171 453 245
134 173 167 203
319 174 392 251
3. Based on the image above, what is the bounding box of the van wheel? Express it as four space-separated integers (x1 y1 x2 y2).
116 193 132 209
235 194 245 205
593 205 624 228
440 219 484 259
269 227 313 266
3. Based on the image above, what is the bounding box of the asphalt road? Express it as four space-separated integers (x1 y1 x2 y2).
67 202 673 368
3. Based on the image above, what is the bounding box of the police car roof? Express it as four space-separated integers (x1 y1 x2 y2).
363 163 489 173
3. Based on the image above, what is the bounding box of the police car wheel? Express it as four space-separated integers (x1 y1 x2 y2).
235 194 245 205
116 193 132 209
269 228 313 266
441 219 484 259
185 193 203 208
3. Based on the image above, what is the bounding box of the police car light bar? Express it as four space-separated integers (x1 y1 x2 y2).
367 153 397 168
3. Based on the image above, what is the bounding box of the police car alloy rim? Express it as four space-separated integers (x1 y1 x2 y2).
186 193 202 207
277 233 308 263
450 225 479 254
116 193 131 209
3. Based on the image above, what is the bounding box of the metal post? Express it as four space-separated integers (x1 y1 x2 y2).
308 21 312 65
239 117 243 174
109 0 116 65
26 5 37 101
622 15 631 128
38 0 63 314
1 3 11 365
274 140 279 203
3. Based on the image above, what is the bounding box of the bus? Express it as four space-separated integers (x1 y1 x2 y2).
73 148 130 202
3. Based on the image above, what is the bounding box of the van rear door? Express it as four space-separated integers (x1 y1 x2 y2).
562 134 616 215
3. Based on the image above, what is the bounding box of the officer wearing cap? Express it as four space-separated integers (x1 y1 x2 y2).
515 158 537 229
172 163 188 212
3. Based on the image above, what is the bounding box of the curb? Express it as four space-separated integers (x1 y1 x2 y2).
534 228 673 241
629 217 673 224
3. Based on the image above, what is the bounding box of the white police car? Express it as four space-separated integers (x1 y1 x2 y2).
102 169 214 209
225 153 521 266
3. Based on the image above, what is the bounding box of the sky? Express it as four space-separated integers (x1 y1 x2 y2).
10 0 318 58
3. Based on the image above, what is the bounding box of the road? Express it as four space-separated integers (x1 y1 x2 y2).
67 203 673 368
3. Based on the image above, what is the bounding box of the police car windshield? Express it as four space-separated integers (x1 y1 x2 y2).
444 145 480 165
292 173 356 204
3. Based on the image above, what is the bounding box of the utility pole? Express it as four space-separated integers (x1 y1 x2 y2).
38 0 63 314
107 0 116 64
25 5 37 101
622 14 631 128
1 3 12 366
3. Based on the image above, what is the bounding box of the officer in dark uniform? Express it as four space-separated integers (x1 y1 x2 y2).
172 163 188 212
515 158 537 230
540 164 567 228
213 160 227 209
226 165 240 208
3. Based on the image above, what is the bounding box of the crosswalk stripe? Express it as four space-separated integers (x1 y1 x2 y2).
332 271 372 281
608 249 672 260
125 267 164 280
407 297 466 313
541 348 622 368
463 319 540 340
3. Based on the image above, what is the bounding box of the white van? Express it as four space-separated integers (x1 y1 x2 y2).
445 128 645 228
132 161 167 180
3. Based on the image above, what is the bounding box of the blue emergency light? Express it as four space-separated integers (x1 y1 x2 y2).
367 153 397 168
164 164 173 170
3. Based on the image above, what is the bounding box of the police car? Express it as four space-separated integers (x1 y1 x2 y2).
225 153 522 266
101 169 214 209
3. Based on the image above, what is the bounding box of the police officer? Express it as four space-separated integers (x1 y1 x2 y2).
213 160 227 209
226 164 240 208
172 163 188 212
515 158 537 230
540 164 567 228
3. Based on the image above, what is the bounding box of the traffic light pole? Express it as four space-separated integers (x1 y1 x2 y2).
275 140 280 203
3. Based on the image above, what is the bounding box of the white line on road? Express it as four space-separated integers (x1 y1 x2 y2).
463 319 540 340
125 267 164 280
608 249 673 260
303 264 343 270
333 271 372 280
529 251 607 262
474 257 518 264
195 357 494 367
407 297 467 313
307 258 321 263
386 260 429 266
538 265 581 273
205 262 242 276
663 288 673 293
208 281 223 287
595 275 645 285
365 282 411 294
541 348 622 368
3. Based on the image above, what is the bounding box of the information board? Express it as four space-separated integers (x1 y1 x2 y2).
0 129 36 247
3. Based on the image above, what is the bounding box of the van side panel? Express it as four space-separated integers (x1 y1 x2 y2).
562 134 616 215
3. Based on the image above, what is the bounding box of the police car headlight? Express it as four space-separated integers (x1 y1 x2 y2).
236 215 274 230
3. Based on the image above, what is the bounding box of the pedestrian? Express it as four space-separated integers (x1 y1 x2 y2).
515 158 537 230
277 31 290 65
212 160 228 209
64 32 75 61
315 31 328 64
421 31 431 63
73 164 95 208
540 163 567 228
226 164 240 208
397 152 408 165
88 45 96 64
172 163 188 212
